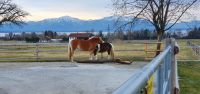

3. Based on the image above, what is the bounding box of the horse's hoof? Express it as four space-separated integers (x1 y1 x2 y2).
70 60 75 63
89 57 92 60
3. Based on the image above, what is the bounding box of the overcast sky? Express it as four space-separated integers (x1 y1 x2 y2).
13 0 113 21
13 0 200 21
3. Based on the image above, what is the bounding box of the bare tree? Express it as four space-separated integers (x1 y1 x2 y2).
113 0 198 55
0 0 28 26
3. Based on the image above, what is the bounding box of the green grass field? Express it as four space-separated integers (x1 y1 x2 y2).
176 39 199 60
178 61 200 94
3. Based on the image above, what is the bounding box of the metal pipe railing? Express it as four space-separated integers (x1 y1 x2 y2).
113 46 172 94
113 38 179 94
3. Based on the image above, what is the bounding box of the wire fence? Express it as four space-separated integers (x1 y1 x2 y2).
187 41 200 57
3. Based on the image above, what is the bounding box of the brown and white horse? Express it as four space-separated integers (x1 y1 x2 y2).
68 37 104 62
93 42 115 60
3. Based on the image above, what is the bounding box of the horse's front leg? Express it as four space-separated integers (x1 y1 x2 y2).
69 46 74 62
95 54 98 60
107 55 111 60
89 51 94 60
94 51 99 60
101 53 103 59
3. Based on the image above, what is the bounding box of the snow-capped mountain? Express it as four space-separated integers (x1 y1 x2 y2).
0 15 199 32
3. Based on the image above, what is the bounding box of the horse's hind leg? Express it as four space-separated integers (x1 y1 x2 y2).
68 46 72 61
71 50 75 62
110 47 115 60
69 46 75 62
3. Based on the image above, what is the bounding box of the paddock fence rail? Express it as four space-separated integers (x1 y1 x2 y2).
187 41 200 57
113 38 179 94
0 41 162 62
0 43 68 61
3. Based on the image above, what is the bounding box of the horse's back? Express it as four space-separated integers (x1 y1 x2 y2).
69 39 92 51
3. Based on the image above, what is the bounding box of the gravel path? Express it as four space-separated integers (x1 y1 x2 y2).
0 62 148 94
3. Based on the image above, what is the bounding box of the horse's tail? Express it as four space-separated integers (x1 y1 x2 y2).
110 43 115 60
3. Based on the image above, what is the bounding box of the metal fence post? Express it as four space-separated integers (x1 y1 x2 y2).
169 38 176 94
171 39 180 94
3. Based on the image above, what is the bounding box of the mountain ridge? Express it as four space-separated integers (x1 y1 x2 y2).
0 15 199 32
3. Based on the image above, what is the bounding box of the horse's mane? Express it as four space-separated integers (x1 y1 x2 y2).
88 37 101 41
88 36 98 40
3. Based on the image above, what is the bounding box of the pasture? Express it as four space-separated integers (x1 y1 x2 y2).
0 39 199 62
0 39 200 94
178 61 200 94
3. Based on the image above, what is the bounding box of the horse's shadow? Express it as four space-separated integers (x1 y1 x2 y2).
75 58 133 64
75 60 113 64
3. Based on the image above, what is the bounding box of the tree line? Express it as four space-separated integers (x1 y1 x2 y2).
0 27 199 43
0 30 68 43
99 28 200 42
187 27 200 39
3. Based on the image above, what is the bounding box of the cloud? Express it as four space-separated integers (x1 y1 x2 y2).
13 0 113 21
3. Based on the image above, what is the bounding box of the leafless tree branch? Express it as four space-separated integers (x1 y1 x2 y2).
113 0 198 36
0 0 28 26
113 0 199 55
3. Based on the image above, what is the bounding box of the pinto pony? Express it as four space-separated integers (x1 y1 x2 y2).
93 42 115 60
68 37 104 62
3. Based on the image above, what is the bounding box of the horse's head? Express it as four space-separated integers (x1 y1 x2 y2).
89 37 104 44
97 37 104 43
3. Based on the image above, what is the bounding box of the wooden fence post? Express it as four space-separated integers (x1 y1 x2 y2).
145 43 148 60
35 43 39 61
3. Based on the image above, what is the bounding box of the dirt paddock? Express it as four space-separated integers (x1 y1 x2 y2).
0 62 148 94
